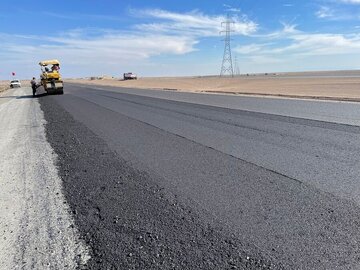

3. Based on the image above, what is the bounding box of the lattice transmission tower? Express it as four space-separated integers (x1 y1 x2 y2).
220 14 235 77
234 55 240 76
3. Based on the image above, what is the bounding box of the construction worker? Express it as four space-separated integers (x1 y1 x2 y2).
31 77 37 96
51 64 60 72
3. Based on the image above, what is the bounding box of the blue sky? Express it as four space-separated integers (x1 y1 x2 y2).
2 0 360 79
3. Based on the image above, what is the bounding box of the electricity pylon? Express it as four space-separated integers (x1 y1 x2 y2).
220 14 235 77
234 55 240 76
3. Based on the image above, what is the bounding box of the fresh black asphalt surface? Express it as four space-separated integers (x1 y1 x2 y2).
39 84 360 269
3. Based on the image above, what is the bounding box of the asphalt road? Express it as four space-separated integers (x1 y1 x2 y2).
73 83 360 126
38 83 360 269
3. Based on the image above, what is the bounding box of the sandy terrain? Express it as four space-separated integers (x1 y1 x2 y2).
0 82 9 93
68 70 360 101
0 80 30 93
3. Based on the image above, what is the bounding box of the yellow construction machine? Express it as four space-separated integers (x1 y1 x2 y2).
39 59 64 94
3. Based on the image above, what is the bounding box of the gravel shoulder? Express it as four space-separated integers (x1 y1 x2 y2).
0 88 89 269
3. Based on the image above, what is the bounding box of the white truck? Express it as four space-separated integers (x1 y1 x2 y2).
123 72 137 80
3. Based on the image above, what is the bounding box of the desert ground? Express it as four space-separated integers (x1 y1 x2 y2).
0 82 9 93
68 70 360 101
0 80 30 93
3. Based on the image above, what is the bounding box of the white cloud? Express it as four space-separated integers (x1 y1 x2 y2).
235 24 360 58
253 23 299 39
337 0 360 4
0 30 198 78
133 9 257 36
317 0 360 20
283 33 360 55
223 4 242 13
2 7 360 77
316 6 334 18
234 43 272 54
315 5 357 20
233 23 360 74
0 9 259 78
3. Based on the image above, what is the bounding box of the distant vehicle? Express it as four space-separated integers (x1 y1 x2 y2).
123 72 137 80
10 79 21 88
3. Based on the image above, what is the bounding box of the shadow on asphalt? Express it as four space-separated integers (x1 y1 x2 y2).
0 93 52 99
0 96 19 99
0 93 49 99
16 93 48 99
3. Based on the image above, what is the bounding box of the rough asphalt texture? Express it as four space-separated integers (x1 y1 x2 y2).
73 83 360 126
64 85 360 205
40 96 282 269
40 85 360 269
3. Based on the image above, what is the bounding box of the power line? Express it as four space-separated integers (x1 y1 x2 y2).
220 14 235 77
